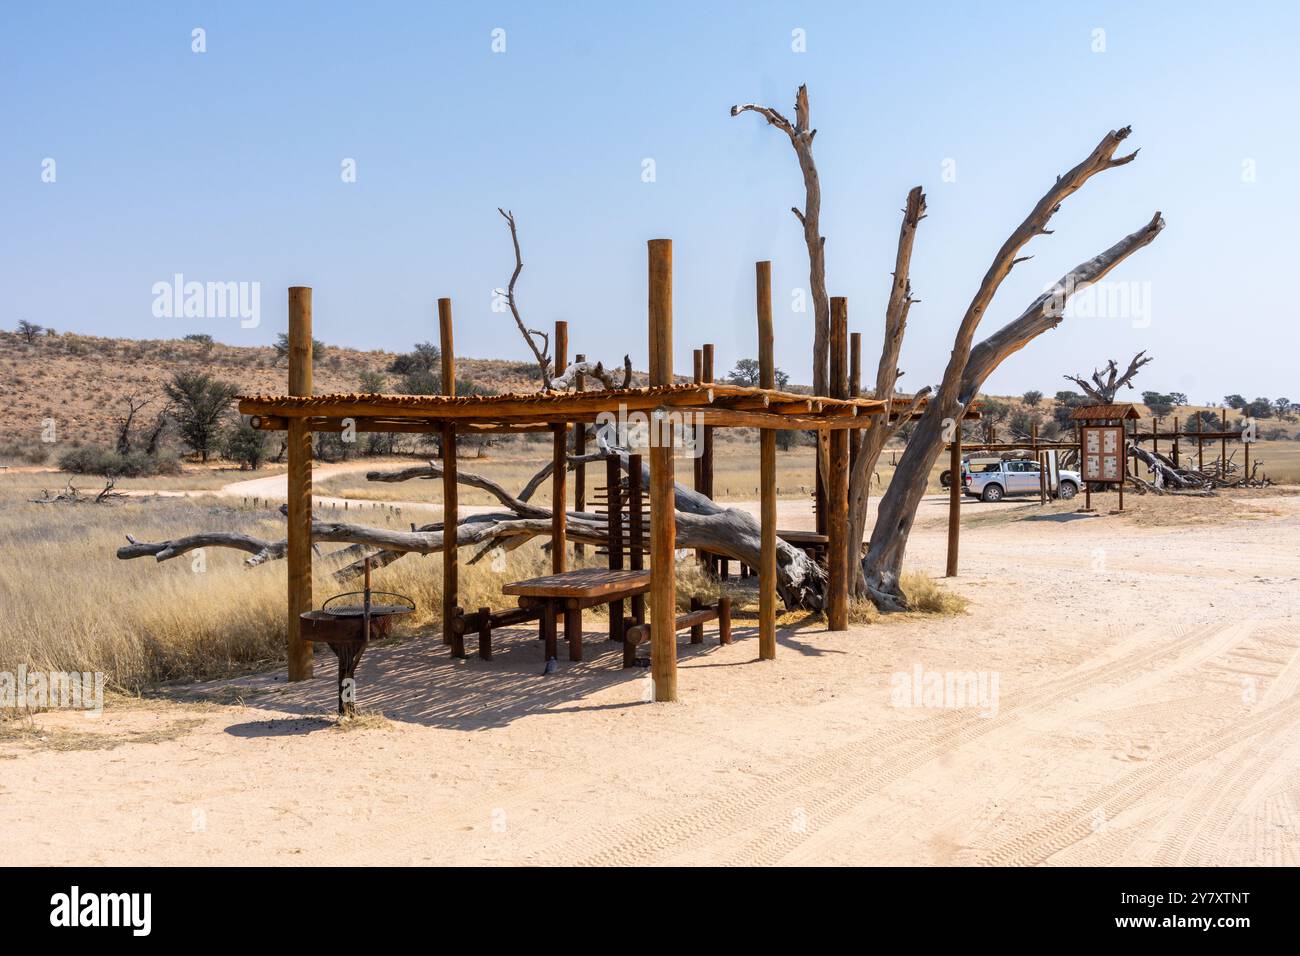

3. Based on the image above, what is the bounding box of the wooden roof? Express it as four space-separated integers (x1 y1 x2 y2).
239 383 887 432
1069 403 1141 421
885 395 982 422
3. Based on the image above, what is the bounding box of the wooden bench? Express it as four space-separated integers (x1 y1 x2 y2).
502 568 651 662
623 595 731 667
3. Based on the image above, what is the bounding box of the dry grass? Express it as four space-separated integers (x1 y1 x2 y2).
0 491 561 693
0 712 204 752
333 712 396 732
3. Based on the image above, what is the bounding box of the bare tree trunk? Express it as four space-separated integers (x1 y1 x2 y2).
860 126 1162 610
847 186 927 596
732 85 829 396
732 85 832 502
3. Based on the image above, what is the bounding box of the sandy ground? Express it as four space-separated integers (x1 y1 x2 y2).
4 487 1300 866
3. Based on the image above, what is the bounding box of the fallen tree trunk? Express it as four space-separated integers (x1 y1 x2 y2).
1128 442 1213 492
116 453 828 610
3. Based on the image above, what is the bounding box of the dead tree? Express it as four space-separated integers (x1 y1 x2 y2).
115 396 152 456
846 187 930 594
863 128 1163 609
731 86 829 397
495 208 632 392
31 478 123 504
732 87 834 502
117 452 828 609
1127 443 1214 494
731 86 1164 607
1064 352 1152 402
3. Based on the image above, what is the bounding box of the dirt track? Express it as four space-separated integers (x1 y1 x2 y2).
3 490 1298 865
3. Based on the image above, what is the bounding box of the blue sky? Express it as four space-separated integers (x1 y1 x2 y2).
2 1 1297 401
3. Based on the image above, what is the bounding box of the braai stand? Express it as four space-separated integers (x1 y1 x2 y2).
299 559 414 715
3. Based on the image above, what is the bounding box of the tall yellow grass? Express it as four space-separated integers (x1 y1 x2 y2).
0 483 970 694
0 493 560 692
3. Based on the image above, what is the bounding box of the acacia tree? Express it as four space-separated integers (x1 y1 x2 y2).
165 371 239 462
733 85 1165 608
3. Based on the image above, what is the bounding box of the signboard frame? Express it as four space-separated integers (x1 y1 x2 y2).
1080 424 1126 484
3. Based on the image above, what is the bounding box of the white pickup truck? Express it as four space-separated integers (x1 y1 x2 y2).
961 457 1079 502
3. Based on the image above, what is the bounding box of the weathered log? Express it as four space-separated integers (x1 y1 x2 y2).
116 453 828 609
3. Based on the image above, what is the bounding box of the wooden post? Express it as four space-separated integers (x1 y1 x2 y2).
692 348 702 493
573 353 586 557
605 454 625 645
946 427 961 577
648 239 677 702
692 348 706 568
1118 423 1125 512
1221 408 1227 474
551 321 568 575
286 287 314 680
438 298 461 655
628 454 646 627
849 331 862 477
1196 416 1204 472
1034 423 1046 504
827 297 849 630
1172 416 1180 468
757 261 777 660
700 343 715 501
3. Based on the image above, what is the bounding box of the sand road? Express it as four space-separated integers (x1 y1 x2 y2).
3 490 1298 866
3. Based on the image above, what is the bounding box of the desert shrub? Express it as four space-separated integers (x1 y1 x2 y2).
58 444 181 477
223 417 271 470
0 439 51 465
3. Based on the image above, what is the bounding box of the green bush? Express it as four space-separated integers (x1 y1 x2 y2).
58 444 181 477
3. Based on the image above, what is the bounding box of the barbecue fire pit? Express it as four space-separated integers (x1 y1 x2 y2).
299 559 414 715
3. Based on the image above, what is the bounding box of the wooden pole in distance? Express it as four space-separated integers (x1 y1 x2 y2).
439 298 461 654
286 286 314 680
1197 412 1204 472
648 239 677 702
946 423 961 576
849 332 862 477
757 261 777 660
572 353 586 557
701 343 715 500
1221 408 1227 474
827 297 849 630
551 321 568 574
692 348 703 494
691 347 706 570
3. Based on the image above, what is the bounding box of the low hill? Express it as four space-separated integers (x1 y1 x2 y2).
0 331 550 450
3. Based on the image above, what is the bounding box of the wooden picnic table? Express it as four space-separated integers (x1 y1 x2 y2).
502 568 650 662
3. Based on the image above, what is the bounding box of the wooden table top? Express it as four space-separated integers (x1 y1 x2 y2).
501 567 652 598
776 529 829 544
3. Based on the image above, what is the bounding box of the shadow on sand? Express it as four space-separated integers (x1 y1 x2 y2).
170 620 822 735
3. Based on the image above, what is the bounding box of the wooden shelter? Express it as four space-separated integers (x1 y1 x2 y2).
240 243 887 702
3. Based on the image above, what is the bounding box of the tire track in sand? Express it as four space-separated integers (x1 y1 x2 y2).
538 622 1226 866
